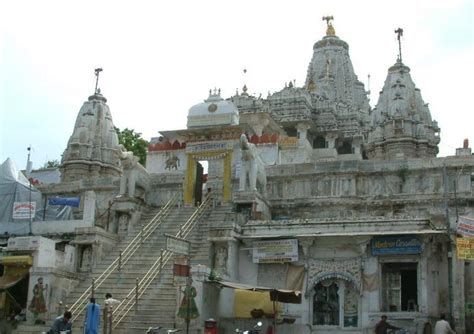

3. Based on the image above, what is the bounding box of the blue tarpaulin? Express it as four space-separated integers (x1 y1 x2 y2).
48 197 80 207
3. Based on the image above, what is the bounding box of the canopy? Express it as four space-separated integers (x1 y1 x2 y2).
209 280 302 304
0 255 32 291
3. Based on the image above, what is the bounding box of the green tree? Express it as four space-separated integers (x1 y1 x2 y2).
115 127 149 165
43 159 60 168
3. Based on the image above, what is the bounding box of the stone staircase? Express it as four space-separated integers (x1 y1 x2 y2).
13 202 234 334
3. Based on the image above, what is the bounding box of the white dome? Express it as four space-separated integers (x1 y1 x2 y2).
187 90 239 128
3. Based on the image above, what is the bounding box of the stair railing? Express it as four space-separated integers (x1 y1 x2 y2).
69 193 180 320
112 196 212 328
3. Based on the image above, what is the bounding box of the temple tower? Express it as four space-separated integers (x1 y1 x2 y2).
366 30 440 160
60 91 122 181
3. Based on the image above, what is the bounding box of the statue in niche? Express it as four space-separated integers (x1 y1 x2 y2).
118 213 129 235
214 245 228 273
239 134 267 193
165 155 180 170
80 246 92 272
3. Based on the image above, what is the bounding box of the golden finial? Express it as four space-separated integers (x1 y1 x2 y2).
322 16 335 36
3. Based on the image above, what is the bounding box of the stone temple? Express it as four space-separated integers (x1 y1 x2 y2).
1 19 473 334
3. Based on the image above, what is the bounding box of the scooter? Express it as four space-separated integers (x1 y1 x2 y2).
235 321 263 334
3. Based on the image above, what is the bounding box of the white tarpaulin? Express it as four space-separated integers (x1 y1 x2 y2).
0 158 73 233
0 158 42 224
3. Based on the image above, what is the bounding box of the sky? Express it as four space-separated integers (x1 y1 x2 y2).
1 0 473 170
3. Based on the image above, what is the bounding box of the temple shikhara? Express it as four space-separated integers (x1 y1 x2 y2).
1 18 473 334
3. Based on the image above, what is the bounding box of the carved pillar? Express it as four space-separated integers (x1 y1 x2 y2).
326 132 337 149
83 191 96 225
226 239 239 280
223 151 232 202
296 123 311 146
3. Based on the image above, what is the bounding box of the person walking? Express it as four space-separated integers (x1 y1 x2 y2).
104 293 120 306
48 311 72 334
375 315 400 334
434 314 455 334
84 297 100 334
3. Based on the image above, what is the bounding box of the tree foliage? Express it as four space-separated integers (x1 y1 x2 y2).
115 127 149 165
43 159 60 168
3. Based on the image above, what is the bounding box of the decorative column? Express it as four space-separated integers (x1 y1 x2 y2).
223 151 232 203
184 154 196 205
296 123 311 146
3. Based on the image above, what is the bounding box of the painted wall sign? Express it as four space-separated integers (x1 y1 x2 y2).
457 238 474 260
12 202 36 219
186 141 233 154
371 236 422 255
252 239 298 263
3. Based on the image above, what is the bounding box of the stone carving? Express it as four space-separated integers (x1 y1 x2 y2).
80 246 92 272
119 150 139 197
165 155 180 170
308 258 361 292
118 147 149 197
239 134 267 193
214 245 228 273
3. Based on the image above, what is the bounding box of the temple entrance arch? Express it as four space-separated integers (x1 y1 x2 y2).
184 142 233 205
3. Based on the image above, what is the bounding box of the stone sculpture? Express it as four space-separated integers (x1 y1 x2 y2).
118 150 139 197
239 133 267 193
165 155 180 170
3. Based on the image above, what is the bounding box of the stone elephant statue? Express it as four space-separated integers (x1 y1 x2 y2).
239 134 267 194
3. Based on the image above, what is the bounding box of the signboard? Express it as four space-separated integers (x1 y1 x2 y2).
165 234 190 256
12 202 36 219
457 216 474 238
186 141 233 154
48 197 81 207
252 239 298 263
371 236 422 255
457 238 474 260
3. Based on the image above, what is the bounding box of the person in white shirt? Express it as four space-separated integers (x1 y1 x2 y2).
434 314 455 334
104 293 120 306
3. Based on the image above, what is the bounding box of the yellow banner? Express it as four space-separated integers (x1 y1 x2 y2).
457 238 474 260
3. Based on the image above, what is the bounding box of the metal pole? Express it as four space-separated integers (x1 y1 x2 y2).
160 249 164 272
91 278 95 298
118 251 122 272
442 165 454 323
135 278 139 312
29 180 33 235
186 275 190 334
103 304 109 334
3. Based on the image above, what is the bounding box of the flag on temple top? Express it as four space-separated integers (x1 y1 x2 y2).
457 216 474 238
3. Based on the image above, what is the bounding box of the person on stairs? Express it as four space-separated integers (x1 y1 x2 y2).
48 311 72 334
84 297 100 334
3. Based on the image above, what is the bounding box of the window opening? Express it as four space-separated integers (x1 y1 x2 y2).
382 262 418 311
313 136 328 149
313 281 339 325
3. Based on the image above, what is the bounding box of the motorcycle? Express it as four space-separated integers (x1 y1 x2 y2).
235 321 263 334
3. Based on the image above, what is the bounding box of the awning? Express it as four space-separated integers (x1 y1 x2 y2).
209 280 302 304
0 255 32 290
1 255 33 266
0 266 29 290
240 229 447 239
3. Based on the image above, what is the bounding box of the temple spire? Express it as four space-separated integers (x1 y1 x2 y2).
94 68 103 94
322 16 335 36
394 28 404 63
